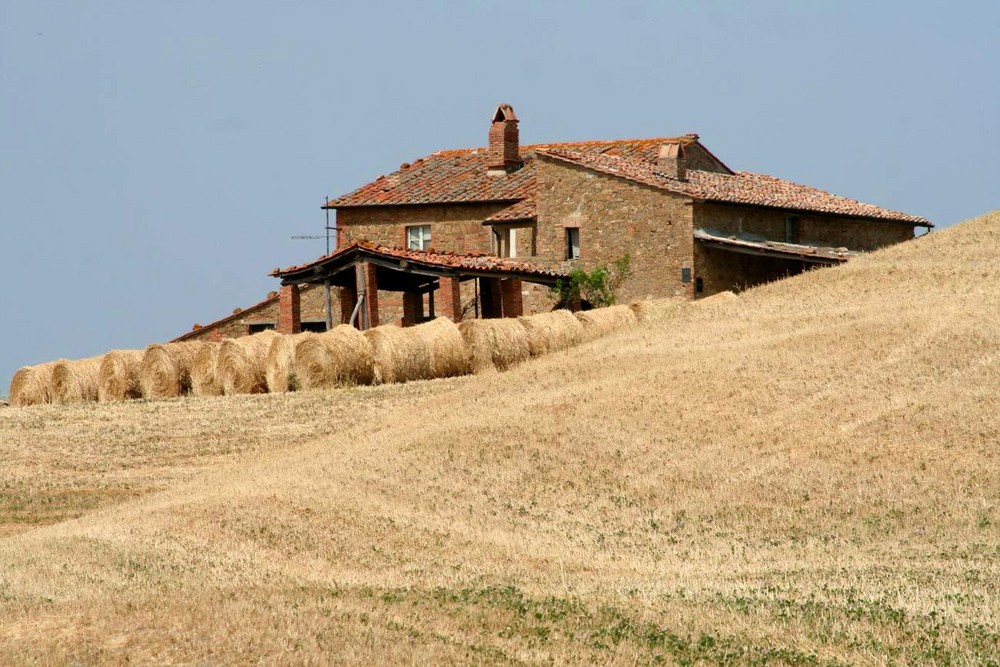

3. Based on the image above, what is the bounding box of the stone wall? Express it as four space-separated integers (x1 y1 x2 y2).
533 156 696 306
694 203 915 251
693 244 819 297
178 284 334 341
335 203 509 254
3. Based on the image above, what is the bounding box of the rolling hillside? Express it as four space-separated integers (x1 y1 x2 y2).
1 212 998 664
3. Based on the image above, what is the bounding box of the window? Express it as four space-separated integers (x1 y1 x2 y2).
494 228 518 258
247 322 276 335
300 320 328 333
565 227 580 260
785 216 800 244
407 225 431 251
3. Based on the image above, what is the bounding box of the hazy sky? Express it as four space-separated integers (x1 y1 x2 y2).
2 1 998 388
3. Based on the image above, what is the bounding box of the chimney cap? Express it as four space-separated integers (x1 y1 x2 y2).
492 103 518 123
657 143 685 160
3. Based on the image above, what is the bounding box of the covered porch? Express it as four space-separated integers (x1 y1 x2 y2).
269 242 566 332
693 228 860 296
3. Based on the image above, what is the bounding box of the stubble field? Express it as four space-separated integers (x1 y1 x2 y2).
0 212 998 664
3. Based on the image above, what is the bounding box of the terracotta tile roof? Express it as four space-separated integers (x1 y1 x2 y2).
484 197 537 223
539 149 931 226
271 241 566 282
693 228 861 264
326 136 700 208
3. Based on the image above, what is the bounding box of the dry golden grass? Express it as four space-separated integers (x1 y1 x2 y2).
1 212 999 664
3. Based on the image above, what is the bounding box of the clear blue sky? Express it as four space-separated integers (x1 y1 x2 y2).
2 1 998 388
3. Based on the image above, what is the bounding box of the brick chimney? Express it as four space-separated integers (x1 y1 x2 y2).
487 104 520 174
657 142 686 181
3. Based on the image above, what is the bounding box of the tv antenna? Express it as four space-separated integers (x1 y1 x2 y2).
291 196 336 255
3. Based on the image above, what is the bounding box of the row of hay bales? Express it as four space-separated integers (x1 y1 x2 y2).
8 298 688 408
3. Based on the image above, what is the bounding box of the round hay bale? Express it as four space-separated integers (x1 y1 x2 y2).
629 298 689 324
458 318 531 374
9 361 59 407
518 310 584 357
574 304 639 341
219 330 280 395
366 317 470 384
51 356 103 404
293 325 375 390
98 350 145 402
265 332 314 393
699 290 738 303
140 342 204 399
190 342 224 397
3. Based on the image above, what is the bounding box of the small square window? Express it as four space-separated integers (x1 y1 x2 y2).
565 228 580 260
407 225 431 251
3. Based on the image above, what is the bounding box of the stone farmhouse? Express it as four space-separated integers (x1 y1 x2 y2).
177 104 930 340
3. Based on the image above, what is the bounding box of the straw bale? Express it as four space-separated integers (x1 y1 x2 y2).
366 317 469 384
518 310 584 357
574 305 639 341
97 350 144 402
9 361 59 407
629 298 689 324
265 332 314 393
51 356 103 404
699 290 738 303
140 342 204 399
190 342 224 397
219 330 280 395
458 318 531 374
293 325 375 390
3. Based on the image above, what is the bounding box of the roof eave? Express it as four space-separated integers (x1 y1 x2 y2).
699 198 931 227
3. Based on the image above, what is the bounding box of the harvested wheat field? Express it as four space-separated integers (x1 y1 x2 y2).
1 212 999 664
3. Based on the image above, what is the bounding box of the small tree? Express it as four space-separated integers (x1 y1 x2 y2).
550 254 631 310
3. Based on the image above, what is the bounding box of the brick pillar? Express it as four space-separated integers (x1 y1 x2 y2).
479 277 502 318
402 291 423 326
339 283 357 325
277 284 301 334
210 329 222 342
438 276 463 322
355 262 379 330
500 278 523 318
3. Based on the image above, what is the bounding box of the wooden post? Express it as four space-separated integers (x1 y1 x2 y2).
323 280 332 331
355 262 379 330
339 283 357 325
